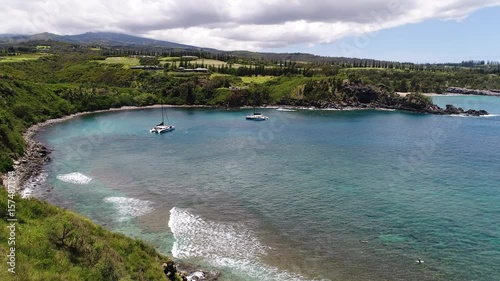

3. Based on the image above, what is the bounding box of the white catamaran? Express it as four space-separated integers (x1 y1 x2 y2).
150 105 175 133
246 106 269 121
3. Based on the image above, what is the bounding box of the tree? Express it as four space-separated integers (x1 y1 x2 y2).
139 57 160 66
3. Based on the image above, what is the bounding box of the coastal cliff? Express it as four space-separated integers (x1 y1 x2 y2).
283 82 489 116
0 186 182 280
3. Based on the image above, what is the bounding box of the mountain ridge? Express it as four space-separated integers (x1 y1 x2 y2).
1 31 495 66
0 31 211 50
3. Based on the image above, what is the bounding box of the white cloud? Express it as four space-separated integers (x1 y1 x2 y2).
0 0 498 51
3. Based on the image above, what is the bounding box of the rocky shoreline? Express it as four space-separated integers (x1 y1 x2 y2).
5 99 490 192
295 100 489 116
3 105 225 281
1 99 489 281
392 103 488 116
7 105 220 189
446 87 500 96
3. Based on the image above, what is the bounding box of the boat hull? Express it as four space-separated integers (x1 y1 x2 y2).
246 115 269 121
150 125 175 133
277 107 296 112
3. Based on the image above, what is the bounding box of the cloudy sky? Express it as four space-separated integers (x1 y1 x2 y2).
1 0 499 62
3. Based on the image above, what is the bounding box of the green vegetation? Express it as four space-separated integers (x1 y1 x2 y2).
194 58 226 66
0 53 47 63
0 38 497 280
95 57 140 68
266 75 318 101
1 48 499 171
158 57 181 61
0 42 498 174
339 68 500 93
241 76 275 84
0 188 180 281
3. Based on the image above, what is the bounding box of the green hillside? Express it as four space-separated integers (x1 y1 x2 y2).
2 50 497 172
0 188 180 281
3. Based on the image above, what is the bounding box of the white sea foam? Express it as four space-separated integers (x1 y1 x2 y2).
169 207 315 281
21 172 48 198
276 108 296 112
104 197 154 222
446 114 499 118
21 188 33 199
186 271 205 281
57 172 92 185
169 207 265 260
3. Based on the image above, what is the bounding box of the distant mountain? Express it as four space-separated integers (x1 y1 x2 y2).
62 32 203 49
0 31 417 65
0 31 211 50
0 34 22 38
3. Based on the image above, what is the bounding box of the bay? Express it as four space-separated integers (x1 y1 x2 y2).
36 97 500 280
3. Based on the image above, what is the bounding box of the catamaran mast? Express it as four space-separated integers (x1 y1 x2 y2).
161 104 165 124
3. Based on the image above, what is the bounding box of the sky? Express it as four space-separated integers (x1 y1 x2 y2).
0 0 499 63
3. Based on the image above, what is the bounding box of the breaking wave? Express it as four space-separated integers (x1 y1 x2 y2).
56 172 92 185
21 172 48 198
169 207 312 281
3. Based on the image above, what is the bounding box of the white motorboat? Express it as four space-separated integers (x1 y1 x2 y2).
276 107 296 112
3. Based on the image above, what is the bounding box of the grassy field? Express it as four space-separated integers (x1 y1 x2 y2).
194 58 245 68
158 57 181 61
241 76 275 84
210 73 232 78
95 57 140 68
0 53 47 63
195 58 226 66
158 57 247 68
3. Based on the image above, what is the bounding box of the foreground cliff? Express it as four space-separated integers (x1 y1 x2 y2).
0 187 181 281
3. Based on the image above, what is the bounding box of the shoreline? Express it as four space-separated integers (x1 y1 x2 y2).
396 92 471 97
396 91 500 97
7 104 223 281
1 98 494 281
5 98 492 193
7 104 221 192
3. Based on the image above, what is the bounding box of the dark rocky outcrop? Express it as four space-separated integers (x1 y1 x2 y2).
446 87 500 96
285 83 489 116
163 261 180 281
14 139 52 188
421 104 488 116
177 263 221 281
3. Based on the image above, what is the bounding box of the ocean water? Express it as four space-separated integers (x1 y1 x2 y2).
36 97 500 281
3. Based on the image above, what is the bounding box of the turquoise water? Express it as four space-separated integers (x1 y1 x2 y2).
36 97 500 281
